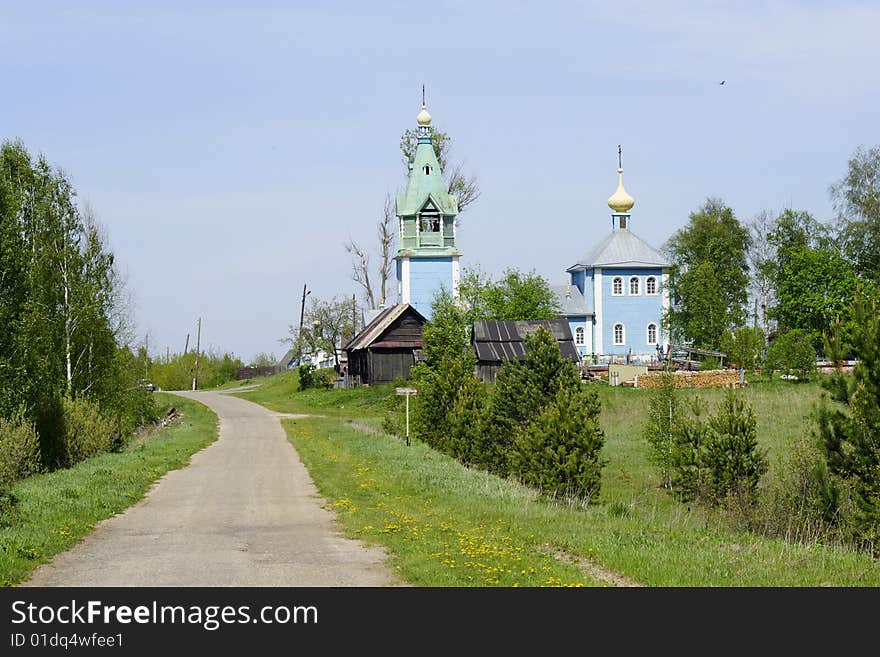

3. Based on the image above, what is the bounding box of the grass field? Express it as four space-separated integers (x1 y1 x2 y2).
0 394 218 586
239 371 880 586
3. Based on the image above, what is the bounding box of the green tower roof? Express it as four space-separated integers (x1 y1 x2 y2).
396 106 458 217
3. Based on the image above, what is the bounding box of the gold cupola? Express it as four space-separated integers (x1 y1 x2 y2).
607 167 635 214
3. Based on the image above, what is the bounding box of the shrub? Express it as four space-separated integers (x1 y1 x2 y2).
446 375 487 465
668 392 766 510
702 390 767 508
512 385 605 501
643 370 684 489
818 292 880 553
719 326 765 369
765 329 816 378
297 364 331 391
478 327 581 475
0 413 42 492
61 396 118 466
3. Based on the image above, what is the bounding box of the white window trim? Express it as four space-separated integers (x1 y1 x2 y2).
629 276 640 296
647 323 658 345
613 323 625 345
575 326 585 345
611 276 624 296
646 276 658 296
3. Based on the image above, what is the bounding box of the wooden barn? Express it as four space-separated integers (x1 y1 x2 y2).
344 304 427 385
472 319 580 383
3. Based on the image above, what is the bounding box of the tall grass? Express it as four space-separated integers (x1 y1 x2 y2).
239 373 880 585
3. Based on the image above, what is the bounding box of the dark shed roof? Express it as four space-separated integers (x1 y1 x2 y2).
344 303 427 352
472 320 580 364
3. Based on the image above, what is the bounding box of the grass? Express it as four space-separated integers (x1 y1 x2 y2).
0 393 218 586
240 370 880 586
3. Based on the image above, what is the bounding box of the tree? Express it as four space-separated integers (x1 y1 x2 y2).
513 385 605 501
643 371 684 489
664 198 751 348
479 327 581 475
410 288 477 452
747 210 776 336
831 145 880 281
286 296 356 371
772 245 857 349
817 291 880 552
345 194 395 309
719 326 765 370
459 267 560 323
764 329 816 378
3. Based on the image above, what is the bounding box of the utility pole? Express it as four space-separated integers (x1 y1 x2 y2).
192 318 201 391
144 333 149 379
298 284 310 364
184 333 190 355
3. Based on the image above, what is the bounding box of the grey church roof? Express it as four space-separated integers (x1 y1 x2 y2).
568 229 670 270
551 284 592 316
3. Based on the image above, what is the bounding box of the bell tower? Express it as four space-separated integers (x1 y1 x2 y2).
395 90 461 319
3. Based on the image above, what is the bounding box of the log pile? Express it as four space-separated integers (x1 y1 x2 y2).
636 369 742 389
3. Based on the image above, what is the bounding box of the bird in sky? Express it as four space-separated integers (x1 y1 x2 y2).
719 80 726 85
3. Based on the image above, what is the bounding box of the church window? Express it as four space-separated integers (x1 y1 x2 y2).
575 326 584 345
420 211 441 233
612 277 623 295
647 323 658 345
630 277 640 295
646 276 657 295
613 323 625 345
423 164 432 175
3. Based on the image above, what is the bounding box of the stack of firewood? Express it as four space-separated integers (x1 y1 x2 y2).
636 369 742 389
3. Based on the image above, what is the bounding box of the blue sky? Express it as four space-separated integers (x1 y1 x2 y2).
2 1 878 362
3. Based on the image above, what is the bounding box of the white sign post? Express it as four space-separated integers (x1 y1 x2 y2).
395 387 418 446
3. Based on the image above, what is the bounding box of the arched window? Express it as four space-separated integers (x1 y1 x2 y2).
612 277 623 295
630 276 640 295
647 323 658 345
613 323 625 345
575 326 584 345
646 276 657 295
423 164 432 175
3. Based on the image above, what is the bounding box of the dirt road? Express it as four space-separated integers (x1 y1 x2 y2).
24 390 397 586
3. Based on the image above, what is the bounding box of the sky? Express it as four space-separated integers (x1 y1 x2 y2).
2 1 878 363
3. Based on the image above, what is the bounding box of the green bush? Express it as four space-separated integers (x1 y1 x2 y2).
297 364 332 391
702 391 768 508
668 392 767 509
446 375 487 465
512 385 605 501
765 329 816 378
719 326 765 369
818 292 880 553
642 370 683 489
0 413 42 492
61 396 118 466
478 327 581 475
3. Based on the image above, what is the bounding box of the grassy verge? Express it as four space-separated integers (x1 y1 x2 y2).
0 393 218 586
242 372 880 586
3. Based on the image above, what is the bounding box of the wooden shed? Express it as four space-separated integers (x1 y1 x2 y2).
472 319 580 383
344 304 427 385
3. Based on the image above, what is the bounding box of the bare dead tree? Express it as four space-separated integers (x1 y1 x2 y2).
377 193 395 307
346 193 396 310
447 162 481 219
344 237 376 309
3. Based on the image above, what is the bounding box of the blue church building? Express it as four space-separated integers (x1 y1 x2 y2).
554 159 670 364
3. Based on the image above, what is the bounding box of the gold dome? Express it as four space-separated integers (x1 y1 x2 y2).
607 168 635 213
416 104 432 127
